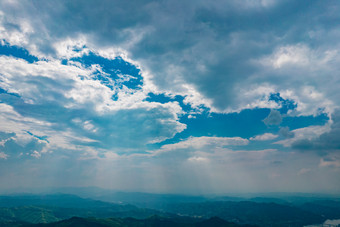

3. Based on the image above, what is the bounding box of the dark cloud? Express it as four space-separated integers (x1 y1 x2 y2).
0 78 184 151
0 137 46 159
263 109 282 125
292 109 340 153
279 126 294 138
2 0 340 112
0 131 15 141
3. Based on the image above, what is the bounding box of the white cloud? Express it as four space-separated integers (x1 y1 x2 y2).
274 124 331 148
319 158 340 168
0 54 186 152
279 86 334 117
187 156 209 163
298 168 311 175
0 10 34 47
263 44 311 69
256 43 340 116
53 35 90 59
0 152 8 159
1 1 340 117
31 150 41 159
250 133 278 141
285 109 340 153
155 136 249 154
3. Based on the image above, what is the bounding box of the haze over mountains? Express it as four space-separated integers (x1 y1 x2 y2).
0 189 339 227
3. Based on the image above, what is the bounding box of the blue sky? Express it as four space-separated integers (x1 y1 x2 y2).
0 0 340 194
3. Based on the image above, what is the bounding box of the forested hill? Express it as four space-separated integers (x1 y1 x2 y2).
1 194 340 227
14 216 255 227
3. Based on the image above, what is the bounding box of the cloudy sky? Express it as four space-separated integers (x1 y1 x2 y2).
0 0 340 195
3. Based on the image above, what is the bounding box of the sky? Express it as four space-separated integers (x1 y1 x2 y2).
0 0 340 195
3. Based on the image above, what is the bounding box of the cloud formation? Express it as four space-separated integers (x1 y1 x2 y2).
292 109 340 153
1 0 340 114
263 110 282 126
0 53 185 157
250 133 278 141
0 0 339 194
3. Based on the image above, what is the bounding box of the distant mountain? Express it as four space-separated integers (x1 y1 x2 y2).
1 193 340 226
298 200 340 220
0 206 59 224
2 187 208 209
247 197 289 205
0 194 169 224
88 191 208 209
164 201 326 226
5 188 338 210
20 216 255 227
0 194 134 210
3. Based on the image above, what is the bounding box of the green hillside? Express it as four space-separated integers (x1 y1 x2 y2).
1 194 338 226
164 201 326 226
0 206 59 224
22 216 253 227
